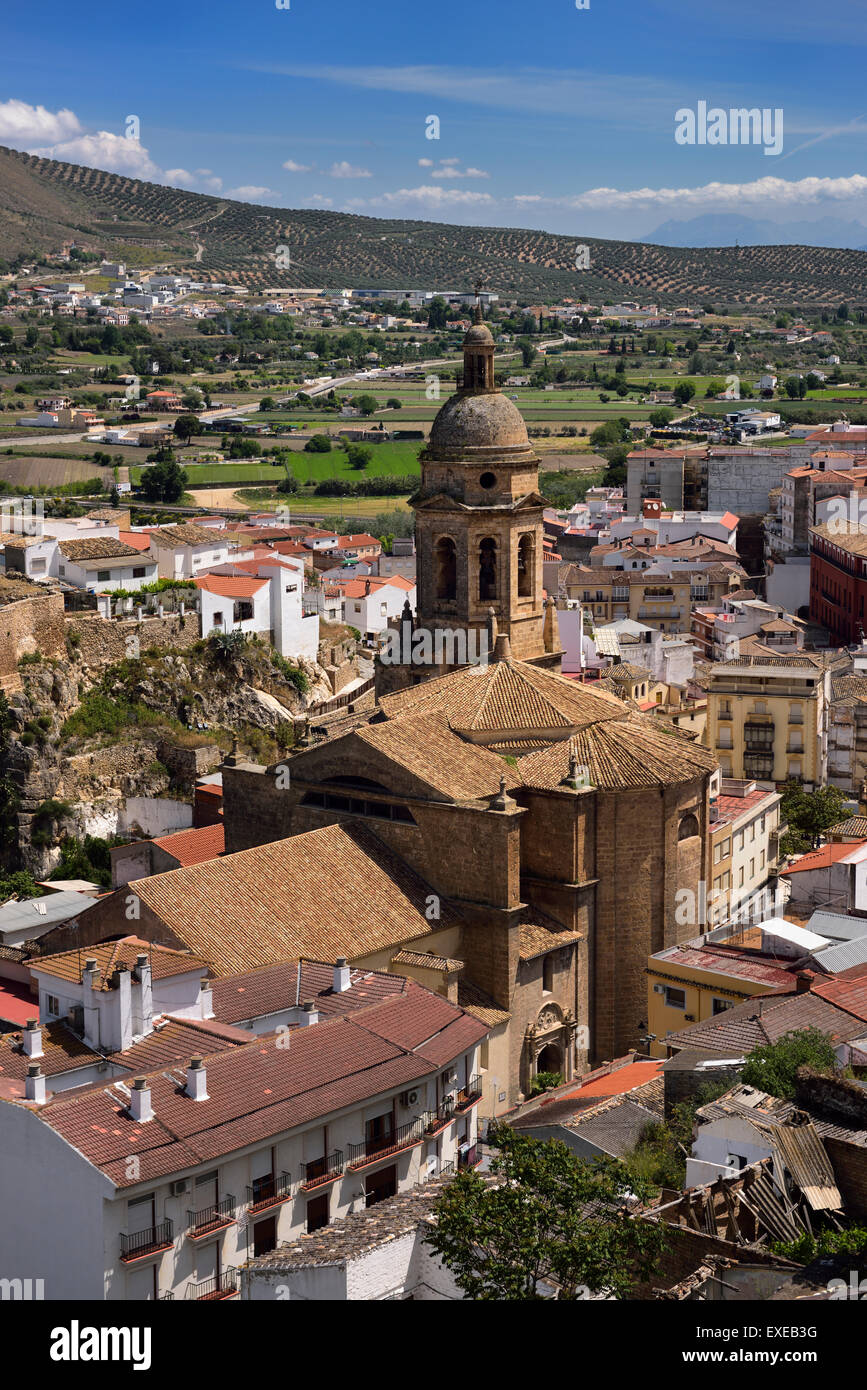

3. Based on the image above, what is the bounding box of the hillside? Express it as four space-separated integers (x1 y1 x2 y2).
2 144 867 306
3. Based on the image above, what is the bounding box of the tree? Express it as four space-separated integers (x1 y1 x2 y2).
741 1028 837 1100
386 397 402 410
140 451 188 503
352 394 378 417
427 296 448 330
259 396 275 412
649 408 673 428
425 1127 665 1300
173 413 200 442
673 381 696 405
304 434 332 453
779 780 848 855
519 339 537 369
346 444 373 470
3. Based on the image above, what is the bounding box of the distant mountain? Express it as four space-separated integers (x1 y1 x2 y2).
640 213 867 250
2 146 867 305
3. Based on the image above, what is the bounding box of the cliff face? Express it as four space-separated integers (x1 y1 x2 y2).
0 641 333 876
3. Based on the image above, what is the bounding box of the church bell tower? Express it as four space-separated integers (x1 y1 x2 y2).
376 289 560 695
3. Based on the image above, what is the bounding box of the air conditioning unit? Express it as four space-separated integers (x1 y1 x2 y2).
170 1179 189 1197
653 984 665 995
400 1089 420 1107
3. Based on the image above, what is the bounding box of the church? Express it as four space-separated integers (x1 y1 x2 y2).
221 307 719 1113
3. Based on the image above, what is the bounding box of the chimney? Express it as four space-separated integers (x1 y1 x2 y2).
129 1077 153 1123
795 971 812 995
200 977 215 1020
25 1063 46 1105
300 1000 319 1027
132 953 154 1038
333 957 351 994
186 1057 209 1101
83 957 100 990
22 1018 43 1059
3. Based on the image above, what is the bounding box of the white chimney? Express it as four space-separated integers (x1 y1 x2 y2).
200 977 214 1020
132 953 154 1038
299 1000 319 1027
186 1057 208 1101
129 1077 153 1123
25 1063 46 1104
333 957 351 993
22 1018 43 1059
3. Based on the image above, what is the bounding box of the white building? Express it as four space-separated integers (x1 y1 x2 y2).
340 575 416 644
147 524 233 579
55 538 158 592
0 946 487 1300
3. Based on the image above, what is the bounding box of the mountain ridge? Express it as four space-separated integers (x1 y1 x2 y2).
1 145 867 306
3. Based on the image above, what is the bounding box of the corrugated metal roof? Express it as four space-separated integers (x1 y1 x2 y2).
770 1119 842 1212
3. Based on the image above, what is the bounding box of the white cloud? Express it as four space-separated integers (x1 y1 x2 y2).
418 157 434 167
431 161 489 180
0 98 83 145
528 173 867 212
283 159 314 173
226 185 275 201
0 98 231 188
358 185 495 208
327 160 372 178
308 194 333 207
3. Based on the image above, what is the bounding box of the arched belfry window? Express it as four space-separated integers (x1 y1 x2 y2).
479 537 498 602
434 535 457 601
678 813 700 841
517 533 534 598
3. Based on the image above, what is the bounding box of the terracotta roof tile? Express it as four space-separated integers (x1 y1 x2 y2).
152 822 225 868
120 823 461 975
30 937 211 990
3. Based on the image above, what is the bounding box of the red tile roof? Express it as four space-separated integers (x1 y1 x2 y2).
194 575 268 598
0 979 37 1028
542 1058 663 1105
35 981 488 1187
153 822 225 868
118 531 154 552
810 965 867 1022
780 842 864 875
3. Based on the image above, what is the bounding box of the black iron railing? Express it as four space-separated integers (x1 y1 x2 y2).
423 1102 454 1135
246 1172 292 1212
347 1118 425 1168
185 1267 239 1300
187 1194 236 1235
120 1219 174 1261
454 1075 483 1111
299 1151 344 1190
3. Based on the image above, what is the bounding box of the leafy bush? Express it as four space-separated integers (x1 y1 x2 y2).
528 1071 563 1096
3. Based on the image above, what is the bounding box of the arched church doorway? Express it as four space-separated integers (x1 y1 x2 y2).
537 1043 562 1075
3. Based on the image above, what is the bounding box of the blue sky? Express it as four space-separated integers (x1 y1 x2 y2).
2 0 867 239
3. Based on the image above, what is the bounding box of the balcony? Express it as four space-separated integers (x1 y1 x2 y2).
423 1102 455 1138
299 1151 344 1192
454 1075 483 1113
120 1219 174 1264
421 1158 455 1182
246 1171 293 1214
347 1118 426 1171
185 1267 239 1301
186 1195 236 1239
457 1143 480 1170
